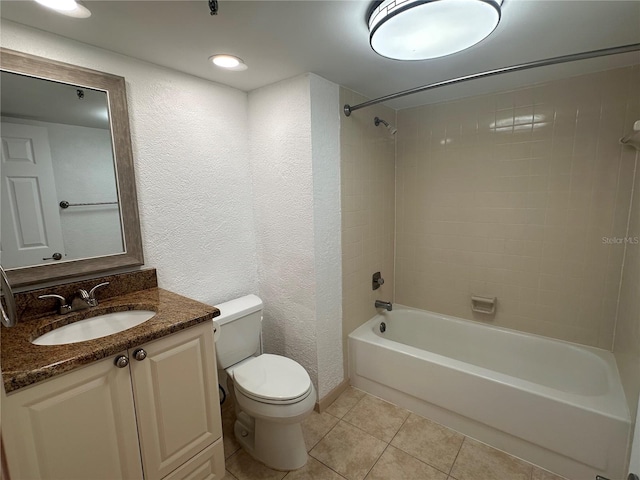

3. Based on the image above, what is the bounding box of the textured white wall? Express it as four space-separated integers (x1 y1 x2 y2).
248 74 319 387
3 21 344 401
1 20 258 305
309 75 343 398
248 74 343 398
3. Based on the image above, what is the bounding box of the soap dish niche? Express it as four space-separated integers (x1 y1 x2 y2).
471 295 496 315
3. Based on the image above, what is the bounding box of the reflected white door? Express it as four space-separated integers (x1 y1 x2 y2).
0 122 65 268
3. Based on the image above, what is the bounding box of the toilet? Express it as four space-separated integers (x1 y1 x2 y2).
213 295 316 471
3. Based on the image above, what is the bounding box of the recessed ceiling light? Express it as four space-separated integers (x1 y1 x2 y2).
209 54 248 71
34 0 91 18
369 0 503 60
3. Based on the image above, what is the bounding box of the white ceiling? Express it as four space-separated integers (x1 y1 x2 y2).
2 0 639 110
1 71 110 129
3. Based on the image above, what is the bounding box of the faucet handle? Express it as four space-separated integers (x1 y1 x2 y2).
38 294 71 314
38 294 67 303
88 282 109 305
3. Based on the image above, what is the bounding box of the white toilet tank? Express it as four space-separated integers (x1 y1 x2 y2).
213 294 263 369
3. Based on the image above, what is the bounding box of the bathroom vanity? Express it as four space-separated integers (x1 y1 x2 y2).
1 270 225 480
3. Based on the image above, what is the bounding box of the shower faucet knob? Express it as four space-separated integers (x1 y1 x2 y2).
372 272 384 290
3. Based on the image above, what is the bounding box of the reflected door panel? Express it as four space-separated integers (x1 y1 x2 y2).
1 122 65 268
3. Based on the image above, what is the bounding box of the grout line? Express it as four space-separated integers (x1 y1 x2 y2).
310 452 349 480
384 413 456 478
363 443 390 480
448 436 466 476
308 414 341 452
337 391 367 419
334 417 388 444
387 411 411 446
306 420 355 479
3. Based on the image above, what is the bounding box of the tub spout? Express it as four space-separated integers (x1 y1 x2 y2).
375 300 392 311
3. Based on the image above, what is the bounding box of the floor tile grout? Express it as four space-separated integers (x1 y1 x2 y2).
340 415 393 444
387 412 410 446
384 412 458 478
447 435 466 476
307 455 350 480
222 387 569 480
362 442 391 480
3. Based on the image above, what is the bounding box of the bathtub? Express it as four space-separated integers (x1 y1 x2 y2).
348 305 631 480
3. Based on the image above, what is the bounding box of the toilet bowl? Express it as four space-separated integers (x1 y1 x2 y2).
213 295 316 470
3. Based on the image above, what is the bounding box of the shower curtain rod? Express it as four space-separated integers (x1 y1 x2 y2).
343 43 640 117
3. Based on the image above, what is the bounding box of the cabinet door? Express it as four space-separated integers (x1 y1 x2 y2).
130 323 222 480
1 353 143 480
162 439 225 480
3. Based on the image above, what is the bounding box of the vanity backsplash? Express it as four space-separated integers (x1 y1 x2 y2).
15 269 158 320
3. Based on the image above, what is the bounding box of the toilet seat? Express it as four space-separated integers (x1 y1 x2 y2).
230 354 312 405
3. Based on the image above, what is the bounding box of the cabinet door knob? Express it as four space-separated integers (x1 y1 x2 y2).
133 349 147 361
114 355 129 368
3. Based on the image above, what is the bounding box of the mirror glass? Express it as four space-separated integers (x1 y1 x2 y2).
0 48 143 288
1 71 125 269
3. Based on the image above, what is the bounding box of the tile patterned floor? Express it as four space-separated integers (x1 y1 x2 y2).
221 387 568 480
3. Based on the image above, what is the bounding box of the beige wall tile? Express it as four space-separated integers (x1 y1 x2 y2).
395 65 640 349
340 87 396 376
613 152 640 421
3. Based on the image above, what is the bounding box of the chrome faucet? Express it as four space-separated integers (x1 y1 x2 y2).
375 300 393 311
1 265 18 327
39 282 110 315
85 282 110 307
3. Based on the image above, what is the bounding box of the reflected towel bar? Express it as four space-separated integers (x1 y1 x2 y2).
59 200 119 209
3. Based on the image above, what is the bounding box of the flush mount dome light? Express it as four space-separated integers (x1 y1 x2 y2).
34 0 91 18
209 54 248 71
368 0 503 60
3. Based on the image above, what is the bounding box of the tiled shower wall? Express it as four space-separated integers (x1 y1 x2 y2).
395 65 640 349
340 87 395 375
614 148 640 421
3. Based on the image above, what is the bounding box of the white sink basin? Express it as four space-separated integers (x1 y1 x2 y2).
32 310 156 346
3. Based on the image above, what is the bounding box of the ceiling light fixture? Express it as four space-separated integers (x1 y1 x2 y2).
209 54 248 71
368 0 503 61
34 0 91 18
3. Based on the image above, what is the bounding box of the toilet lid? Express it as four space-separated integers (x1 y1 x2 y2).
232 354 312 403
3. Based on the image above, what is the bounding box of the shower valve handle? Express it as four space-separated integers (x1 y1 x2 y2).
372 272 384 290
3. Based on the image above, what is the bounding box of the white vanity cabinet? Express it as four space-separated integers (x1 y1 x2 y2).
2 322 224 480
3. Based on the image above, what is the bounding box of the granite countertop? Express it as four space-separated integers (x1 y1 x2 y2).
1 287 219 393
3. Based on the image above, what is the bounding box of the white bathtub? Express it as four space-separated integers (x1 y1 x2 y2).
348 305 631 480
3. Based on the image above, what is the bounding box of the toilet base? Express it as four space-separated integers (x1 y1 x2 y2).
234 415 308 470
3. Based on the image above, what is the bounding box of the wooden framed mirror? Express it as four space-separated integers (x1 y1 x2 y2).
0 48 143 288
